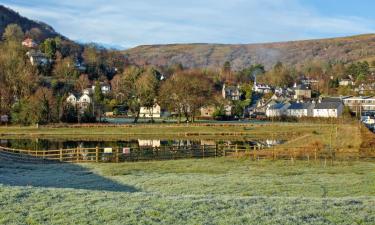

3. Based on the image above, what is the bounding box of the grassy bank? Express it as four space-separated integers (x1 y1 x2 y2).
0 158 374 224
0 122 363 150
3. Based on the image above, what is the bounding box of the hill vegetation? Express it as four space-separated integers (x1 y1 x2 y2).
124 34 375 70
0 5 60 41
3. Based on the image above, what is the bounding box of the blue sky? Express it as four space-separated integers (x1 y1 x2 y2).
2 0 375 49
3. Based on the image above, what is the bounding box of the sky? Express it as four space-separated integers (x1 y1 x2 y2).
1 0 375 49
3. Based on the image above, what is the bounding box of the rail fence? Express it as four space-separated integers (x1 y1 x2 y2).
0 144 374 164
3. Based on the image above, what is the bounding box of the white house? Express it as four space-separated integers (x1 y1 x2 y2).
266 102 290 117
253 83 272 94
26 50 49 66
92 83 111 95
286 102 315 117
140 104 161 118
342 96 375 113
294 83 311 100
222 84 241 100
66 94 77 105
313 101 344 118
339 79 354 86
66 93 92 110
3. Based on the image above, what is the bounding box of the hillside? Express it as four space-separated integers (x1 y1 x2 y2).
124 34 375 70
0 5 60 40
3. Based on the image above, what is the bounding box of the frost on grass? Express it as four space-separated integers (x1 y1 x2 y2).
0 158 374 224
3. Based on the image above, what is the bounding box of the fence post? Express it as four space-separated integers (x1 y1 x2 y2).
60 148 63 162
76 147 79 162
215 144 218 157
203 145 205 158
96 146 99 163
116 147 119 163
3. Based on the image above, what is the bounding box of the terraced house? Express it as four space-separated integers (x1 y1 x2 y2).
342 96 375 113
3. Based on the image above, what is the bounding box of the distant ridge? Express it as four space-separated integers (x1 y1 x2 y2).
124 34 375 70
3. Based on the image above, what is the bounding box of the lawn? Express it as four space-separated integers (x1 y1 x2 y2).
0 158 374 224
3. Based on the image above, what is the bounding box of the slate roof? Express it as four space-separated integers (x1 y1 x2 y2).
314 102 342 110
268 103 286 110
288 103 314 110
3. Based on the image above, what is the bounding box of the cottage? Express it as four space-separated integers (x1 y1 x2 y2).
22 38 37 48
294 83 311 99
313 101 343 118
66 94 77 105
253 83 272 94
66 93 92 110
222 84 241 100
26 50 49 66
200 106 216 118
92 83 111 95
139 104 161 118
339 79 354 86
286 102 315 117
266 102 290 117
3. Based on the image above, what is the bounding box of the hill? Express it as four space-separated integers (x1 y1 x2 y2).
0 5 61 40
124 34 375 70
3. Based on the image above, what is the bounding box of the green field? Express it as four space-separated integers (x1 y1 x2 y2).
0 158 374 224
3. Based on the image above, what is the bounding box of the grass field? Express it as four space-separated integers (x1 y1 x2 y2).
0 122 365 151
0 158 374 224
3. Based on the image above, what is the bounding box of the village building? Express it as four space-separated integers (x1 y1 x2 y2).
222 84 241 100
339 78 355 86
92 83 111 95
265 102 290 117
26 50 49 66
313 100 344 118
253 83 272 94
22 38 38 48
300 77 318 86
200 106 216 118
139 104 161 118
286 102 315 117
293 83 311 100
342 96 375 113
66 93 92 110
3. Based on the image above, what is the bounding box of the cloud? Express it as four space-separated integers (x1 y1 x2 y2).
2 0 375 49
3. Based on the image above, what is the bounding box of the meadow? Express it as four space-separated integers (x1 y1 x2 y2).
0 158 374 224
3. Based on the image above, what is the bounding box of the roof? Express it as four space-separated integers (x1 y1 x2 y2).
268 103 286 110
321 97 343 103
295 84 310 90
315 102 342 110
288 102 314 110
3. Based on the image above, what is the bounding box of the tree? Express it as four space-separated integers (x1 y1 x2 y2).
159 70 213 122
75 74 90 92
135 69 159 122
93 81 104 122
0 38 38 115
2 24 24 42
26 28 43 42
40 38 57 59
53 57 79 79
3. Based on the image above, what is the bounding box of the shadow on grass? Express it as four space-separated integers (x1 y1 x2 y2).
0 159 138 192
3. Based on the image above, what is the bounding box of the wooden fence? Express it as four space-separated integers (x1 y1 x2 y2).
0 144 374 163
